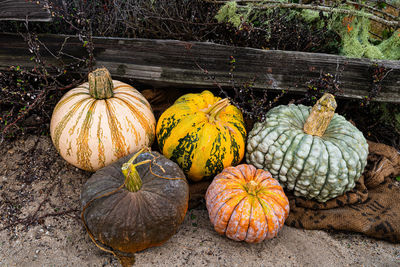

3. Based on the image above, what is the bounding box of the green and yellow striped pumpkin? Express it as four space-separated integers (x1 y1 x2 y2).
50 68 156 172
156 90 246 181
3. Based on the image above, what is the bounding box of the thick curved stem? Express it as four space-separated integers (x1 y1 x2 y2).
246 180 259 195
206 98 230 122
303 93 337 137
88 68 114 99
121 148 151 192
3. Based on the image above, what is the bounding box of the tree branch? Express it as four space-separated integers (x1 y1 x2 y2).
238 3 399 28
204 0 400 28
346 1 399 21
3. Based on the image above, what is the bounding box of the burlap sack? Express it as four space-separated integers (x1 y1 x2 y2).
286 141 400 243
188 141 400 243
144 90 400 242
141 88 183 118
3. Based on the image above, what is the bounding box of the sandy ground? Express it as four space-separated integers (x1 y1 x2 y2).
0 135 399 266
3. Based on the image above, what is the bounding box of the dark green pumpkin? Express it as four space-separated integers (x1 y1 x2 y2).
81 150 189 264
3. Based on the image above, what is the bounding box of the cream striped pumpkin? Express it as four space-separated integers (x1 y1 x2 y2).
50 68 156 171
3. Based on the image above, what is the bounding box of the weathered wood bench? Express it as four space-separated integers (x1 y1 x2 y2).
0 0 52 22
0 1 399 102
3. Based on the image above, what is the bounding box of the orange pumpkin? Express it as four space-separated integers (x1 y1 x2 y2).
205 164 289 243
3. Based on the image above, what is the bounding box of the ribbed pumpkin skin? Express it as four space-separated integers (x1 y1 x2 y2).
50 81 156 171
156 90 246 181
206 164 289 243
81 151 189 254
246 104 369 202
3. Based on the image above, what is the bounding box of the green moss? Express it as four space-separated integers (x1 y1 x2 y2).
340 17 383 59
364 45 385 59
300 9 325 28
215 1 242 28
378 30 400 60
338 16 399 60
369 103 400 132
216 2 399 60
341 22 365 58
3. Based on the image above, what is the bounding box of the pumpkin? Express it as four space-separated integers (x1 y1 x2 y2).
206 164 289 243
246 93 369 202
156 90 246 181
50 68 156 172
81 149 189 265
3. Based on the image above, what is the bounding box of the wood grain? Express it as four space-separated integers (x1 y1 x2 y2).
0 33 399 102
0 0 51 22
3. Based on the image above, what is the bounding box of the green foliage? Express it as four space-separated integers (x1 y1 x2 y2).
338 16 400 60
214 2 341 53
301 10 323 25
215 1 400 60
378 30 400 60
341 17 383 59
215 1 254 29
215 1 242 27
368 102 400 133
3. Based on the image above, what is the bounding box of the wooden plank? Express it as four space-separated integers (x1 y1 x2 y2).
0 0 51 22
0 33 399 102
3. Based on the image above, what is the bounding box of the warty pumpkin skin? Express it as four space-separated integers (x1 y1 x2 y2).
81 150 189 260
50 68 156 172
156 90 246 181
246 94 369 202
206 164 289 243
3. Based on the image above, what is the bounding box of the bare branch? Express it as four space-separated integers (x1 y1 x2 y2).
346 1 399 21
237 3 400 28
204 0 400 28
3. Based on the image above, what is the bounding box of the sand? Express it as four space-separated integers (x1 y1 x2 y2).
0 135 399 266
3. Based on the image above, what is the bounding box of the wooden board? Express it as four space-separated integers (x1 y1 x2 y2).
0 33 399 102
0 0 51 22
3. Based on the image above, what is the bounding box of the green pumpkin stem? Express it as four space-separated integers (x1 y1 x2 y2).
303 93 337 137
207 98 230 122
246 180 259 195
88 68 114 99
121 148 151 192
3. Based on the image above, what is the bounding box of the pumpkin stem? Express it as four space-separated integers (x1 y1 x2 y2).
246 180 259 195
121 148 151 192
88 68 114 99
303 93 337 137
117 254 136 267
206 98 230 122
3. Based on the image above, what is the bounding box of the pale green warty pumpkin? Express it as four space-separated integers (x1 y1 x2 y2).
246 94 368 202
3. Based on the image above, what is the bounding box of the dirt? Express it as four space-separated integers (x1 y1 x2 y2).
0 135 399 266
